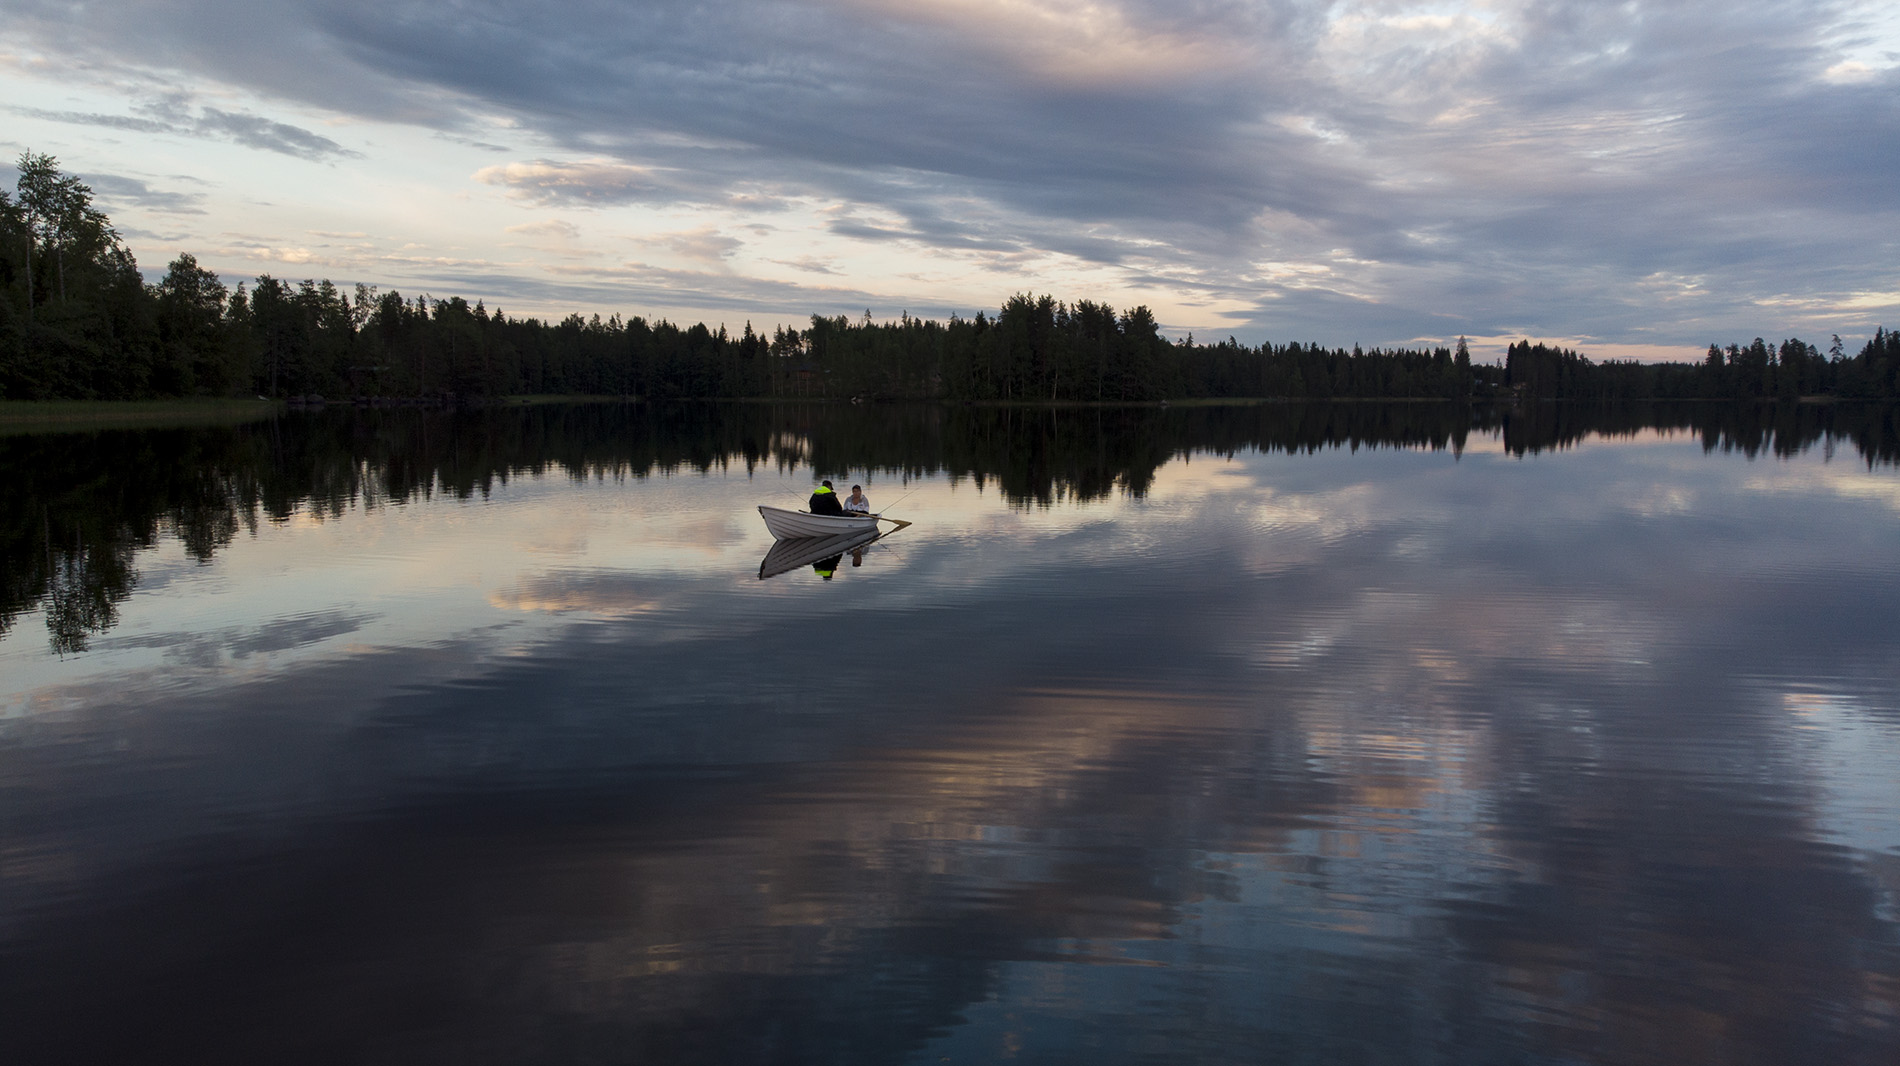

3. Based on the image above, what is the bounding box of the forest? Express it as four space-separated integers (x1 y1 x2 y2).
7 399 1896 654
4 152 1897 404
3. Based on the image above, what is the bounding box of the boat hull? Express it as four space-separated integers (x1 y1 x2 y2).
758 505 879 540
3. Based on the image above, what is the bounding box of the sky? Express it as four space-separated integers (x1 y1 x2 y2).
2 0 1896 360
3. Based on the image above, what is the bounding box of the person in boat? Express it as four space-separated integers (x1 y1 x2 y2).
809 479 846 516
843 485 871 514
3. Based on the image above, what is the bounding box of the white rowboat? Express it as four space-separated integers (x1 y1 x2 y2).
758 505 879 540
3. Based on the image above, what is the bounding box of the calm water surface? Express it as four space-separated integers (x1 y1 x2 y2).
2 403 1897 1065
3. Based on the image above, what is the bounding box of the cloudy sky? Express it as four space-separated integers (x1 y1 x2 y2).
3 0 1896 358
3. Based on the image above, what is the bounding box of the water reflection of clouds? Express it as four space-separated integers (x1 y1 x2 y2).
2 473 779 713
5 427 1900 1061
103 608 377 668
1785 692 1900 859
488 575 671 617
1748 465 1900 516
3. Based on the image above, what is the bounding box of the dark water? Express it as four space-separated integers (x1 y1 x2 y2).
2 402 1898 1065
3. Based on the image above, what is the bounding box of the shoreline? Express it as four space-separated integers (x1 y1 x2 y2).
0 398 279 434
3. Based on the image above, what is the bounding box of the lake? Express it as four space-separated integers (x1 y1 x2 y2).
2 401 1898 1065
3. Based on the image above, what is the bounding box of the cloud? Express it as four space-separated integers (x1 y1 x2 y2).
116 227 197 244
192 106 356 160
837 0 1254 88
825 215 1023 254
6 98 357 161
473 160 683 206
1 0 1895 346
5 106 172 134
474 159 798 214
432 131 512 152
504 219 581 239
634 226 743 264
771 255 838 275
84 173 208 215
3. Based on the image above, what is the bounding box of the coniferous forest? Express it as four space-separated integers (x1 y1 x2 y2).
4 153 1897 405
7 399 1898 653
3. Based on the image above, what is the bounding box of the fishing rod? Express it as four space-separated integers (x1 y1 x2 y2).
876 483 922 514
787 479 917 527
873 483 921 530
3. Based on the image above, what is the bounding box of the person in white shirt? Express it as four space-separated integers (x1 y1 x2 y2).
843 485 871 513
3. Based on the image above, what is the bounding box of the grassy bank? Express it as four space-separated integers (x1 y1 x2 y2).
0 398 278 434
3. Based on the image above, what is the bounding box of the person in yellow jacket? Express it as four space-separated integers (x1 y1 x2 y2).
808 479 845 516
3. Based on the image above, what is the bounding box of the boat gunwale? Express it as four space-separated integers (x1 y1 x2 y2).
758 504 880 540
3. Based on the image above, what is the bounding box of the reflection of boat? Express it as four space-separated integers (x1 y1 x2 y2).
758 505 879 540
758 526 884 580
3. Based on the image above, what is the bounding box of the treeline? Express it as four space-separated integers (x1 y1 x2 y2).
7 400 1898 654
1503 335 1900 401
4 153 1897 403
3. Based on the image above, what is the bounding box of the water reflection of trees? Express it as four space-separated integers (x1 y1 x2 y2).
1499 401 1900 464
4 401 1897 651
4 423 1898 1063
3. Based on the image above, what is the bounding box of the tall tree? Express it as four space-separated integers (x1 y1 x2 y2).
16 152 113 309
154 253 231 393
